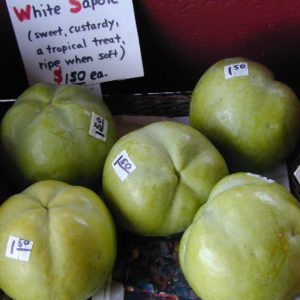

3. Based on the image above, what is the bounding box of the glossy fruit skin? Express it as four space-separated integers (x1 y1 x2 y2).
179 172 300 300
189 57 300 172
0 180 117 300
0 83 117 188
102 120 228 236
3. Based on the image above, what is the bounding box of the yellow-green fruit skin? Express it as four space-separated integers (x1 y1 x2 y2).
102 120 228 236
189 57 300 172
179 173 300 300
0 82 117 188
0 180 117 300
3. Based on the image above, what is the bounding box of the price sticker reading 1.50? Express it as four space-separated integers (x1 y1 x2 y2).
5 236 34 262
112 150 136 181
224 62 249 79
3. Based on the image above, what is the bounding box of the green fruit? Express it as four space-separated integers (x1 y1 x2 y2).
0 83 117 188
179 172 300 300
189 57 300 172
0 180 117 300
102 120 228 236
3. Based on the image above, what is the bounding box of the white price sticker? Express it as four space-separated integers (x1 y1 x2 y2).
294 165 300 184
89 112 108 141
246 172 274 183
112 150 136 181
224 62 248 79
5 236 34 262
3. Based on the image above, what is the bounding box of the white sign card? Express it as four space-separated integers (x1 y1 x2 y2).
6 0 144 86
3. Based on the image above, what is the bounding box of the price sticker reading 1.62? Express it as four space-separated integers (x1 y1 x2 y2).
89 112 108 141
53 68 110 86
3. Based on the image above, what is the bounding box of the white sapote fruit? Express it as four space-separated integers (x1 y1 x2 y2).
102 120 228 236
189 57 300 172
0 180 117 300
179 172 300 300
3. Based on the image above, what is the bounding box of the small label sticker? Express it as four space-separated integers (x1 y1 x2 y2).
112 150 136 181
224 62 249 79
5 236 34 262
294 165 300 184
246 172 274 183
89 112 108 141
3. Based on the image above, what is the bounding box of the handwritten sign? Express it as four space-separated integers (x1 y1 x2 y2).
6 0 144 86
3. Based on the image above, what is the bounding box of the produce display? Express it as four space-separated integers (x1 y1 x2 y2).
189 57 300 172
0 180 117 300
0 82 117 189
0 56 300 300
179 172 300 300
102 120 228 236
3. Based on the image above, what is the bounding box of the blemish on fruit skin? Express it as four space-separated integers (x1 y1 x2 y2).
290 228 296 237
